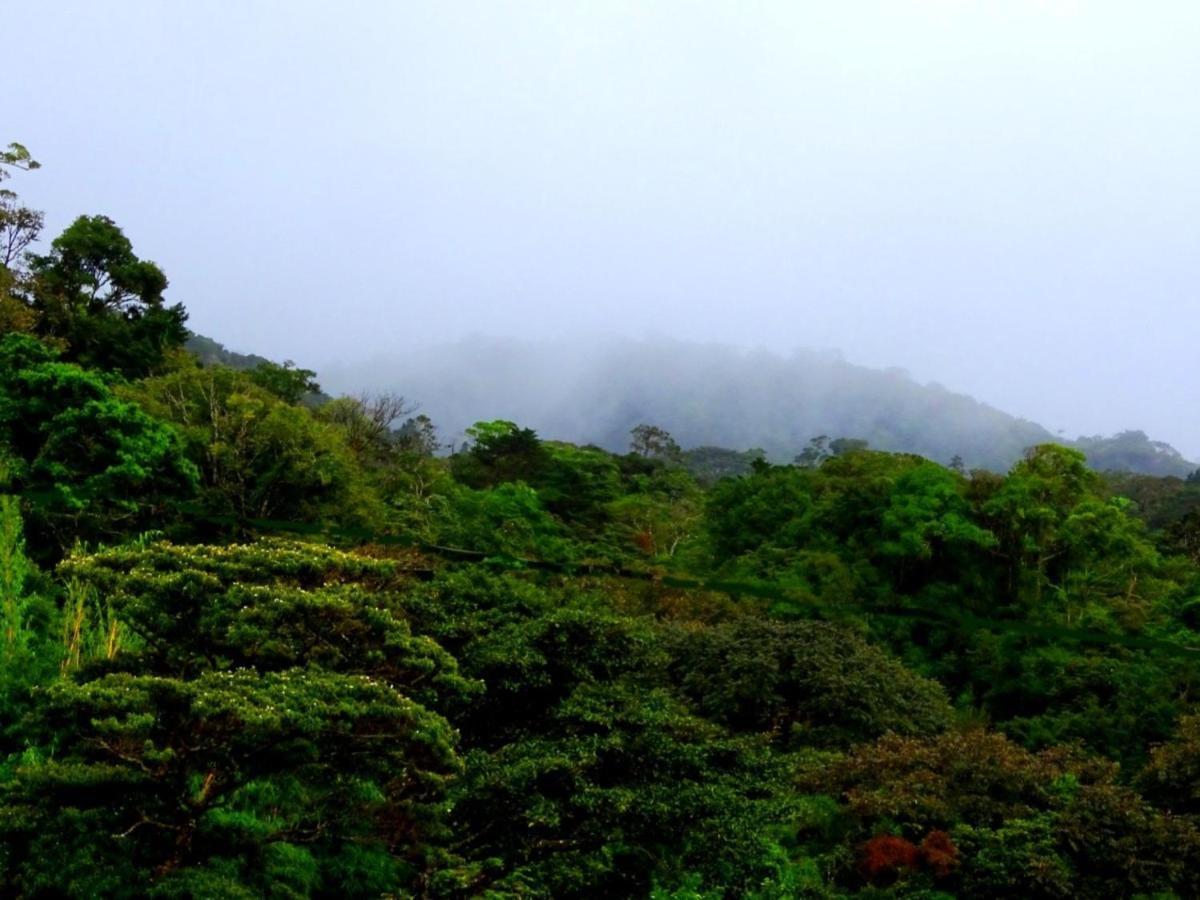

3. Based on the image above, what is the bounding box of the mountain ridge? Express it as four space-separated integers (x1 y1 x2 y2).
191 334 1197 477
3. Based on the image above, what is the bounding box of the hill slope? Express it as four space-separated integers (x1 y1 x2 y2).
311 338 1195 476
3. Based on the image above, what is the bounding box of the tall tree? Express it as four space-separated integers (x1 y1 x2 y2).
629 423 681 461
0 142 43 271
27 215 187 377
0 142 43 334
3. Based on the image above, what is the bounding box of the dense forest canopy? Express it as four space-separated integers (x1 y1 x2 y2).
4 146 1200 898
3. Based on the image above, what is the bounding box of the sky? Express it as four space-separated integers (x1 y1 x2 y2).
6 1 1200 456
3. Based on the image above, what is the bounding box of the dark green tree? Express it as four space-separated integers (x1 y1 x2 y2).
443 681 793 898
451 419 551 489
246 359 322 404
0 335 197 559
27 215 188 377
665 617 954 747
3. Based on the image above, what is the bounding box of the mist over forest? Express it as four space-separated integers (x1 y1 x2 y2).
6 2 1200 896
319 336 1196 476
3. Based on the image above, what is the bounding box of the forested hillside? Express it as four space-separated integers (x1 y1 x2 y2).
6 146 1200 898
320 338 1197 476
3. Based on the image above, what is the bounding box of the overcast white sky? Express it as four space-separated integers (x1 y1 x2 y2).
6 1 1199 455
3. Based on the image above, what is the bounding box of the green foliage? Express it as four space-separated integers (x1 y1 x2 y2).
60 541 475 710
0 334 198 558
879 463 994 563
952 815 1073 898
984 644 1187 767
701 441 1197 768
246 359 322 404
444 681 793 898
454 432 633 543
2 669 458 898
2 422 1199 898
3 211 1200 900
184 333 275 370
0 497 33 654
1102 469 1200 531
26 215 188 377
451 419 552 489
666 617 954 747
437 482 573 562
0 540 466 897
0 144 39 179
61 536 397 590
128 364 380 531
705 462 819 562
401 569 660 742
0 496 56 730
980 444 1099 608
607 464 703 560
537 441 624 529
